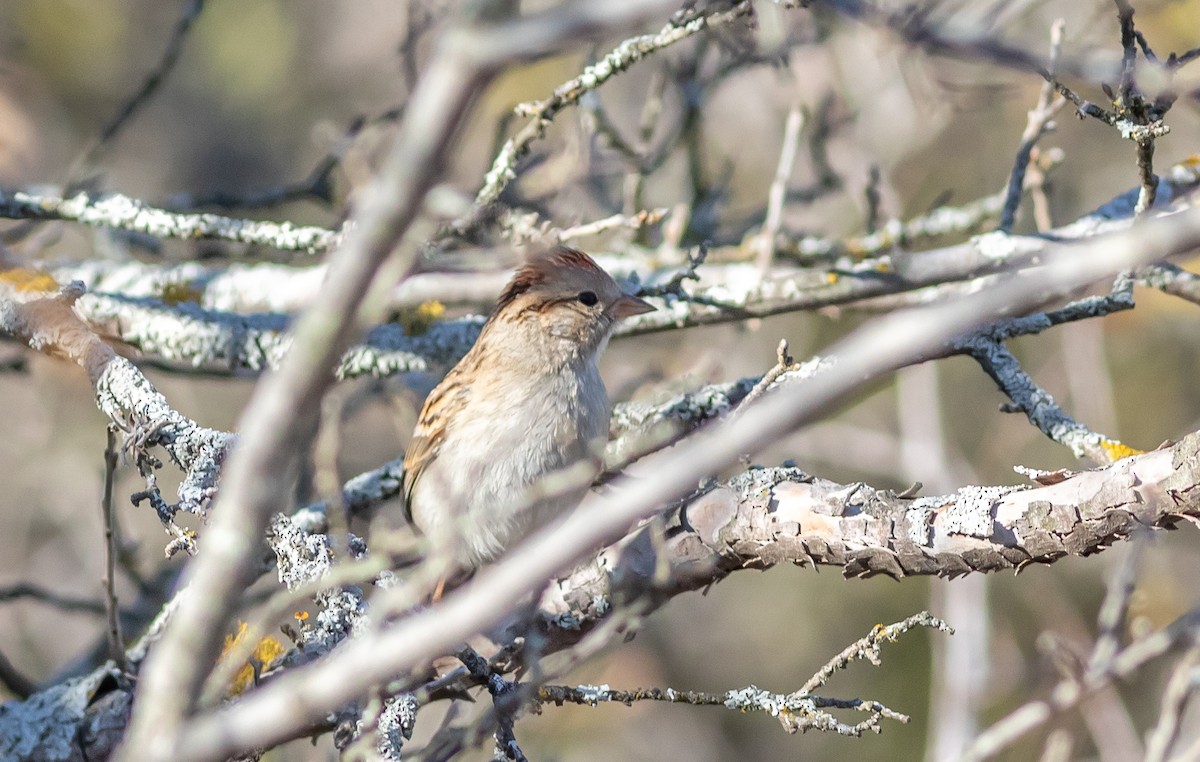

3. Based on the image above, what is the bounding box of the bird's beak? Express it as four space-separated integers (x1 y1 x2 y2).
609 293 655 320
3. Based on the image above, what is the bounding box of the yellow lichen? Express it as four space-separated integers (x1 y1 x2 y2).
160 281 203 306
0 267 59 293
397 299 445 335
221 621 287 696
1100 438 1143 462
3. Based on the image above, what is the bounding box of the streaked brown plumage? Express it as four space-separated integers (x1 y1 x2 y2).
402 246 653 569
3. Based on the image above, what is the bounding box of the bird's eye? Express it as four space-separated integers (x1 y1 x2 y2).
577 290 599 307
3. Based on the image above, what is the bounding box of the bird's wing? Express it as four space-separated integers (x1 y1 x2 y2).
402 365 471 522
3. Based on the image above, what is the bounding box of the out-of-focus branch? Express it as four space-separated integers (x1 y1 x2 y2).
48 257 514 314
118 2 681 760
0 583 105 615
622 165 1200 338
166 197 1200 760
72 290 485 379
962 604 1200 762
72 0 207 177
753 104 804 269
163 107 403 211
1139 260 1200 305
45 166 1200 381
101 427 128 672
448 1 755 238
822 0 1116 83
998 19 1065 233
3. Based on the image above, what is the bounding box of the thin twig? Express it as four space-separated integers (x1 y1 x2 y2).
964 606 1200 761
1143 646 1200 762
729 339 795 421
102 426 128 671
755 105 805 270
864 165 882 234
536 682 905 736
447 1 754 238
71 0 207 179
456 646 529 762
633 241 708 299
1087 535 1144 679
953 276 1138 463
998 19 1066 233
800 611 953 694
536 612 949 737
554 208 667 242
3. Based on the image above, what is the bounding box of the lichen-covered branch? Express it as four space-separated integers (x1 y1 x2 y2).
50 165 1200 381
73 290 485 378
538 612 949 737
535 430 1200 643
1139 261 1200 306
952 278 1139 464
5 421 1198 760
0 188 340 253
0 279 232 534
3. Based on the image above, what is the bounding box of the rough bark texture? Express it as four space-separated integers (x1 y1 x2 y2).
533 433 1199 644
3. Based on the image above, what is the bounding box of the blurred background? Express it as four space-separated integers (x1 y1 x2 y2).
2 0 1200 759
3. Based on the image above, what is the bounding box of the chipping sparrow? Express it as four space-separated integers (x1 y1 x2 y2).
403 246 654 569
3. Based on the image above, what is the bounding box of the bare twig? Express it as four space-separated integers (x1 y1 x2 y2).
801 612 954 694
0 583 105 615
633 241 708 299
754 105 805 269
455 647 528 762
1143 646 1200 762
554 208 667 242
728 339 795 421
448 1 754 238
964 606 1200 762
102 426 128 672
778 189 1007 262
998 19 1066 233
72 0 207 179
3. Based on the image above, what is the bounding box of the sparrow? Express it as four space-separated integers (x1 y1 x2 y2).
402 246 654 570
